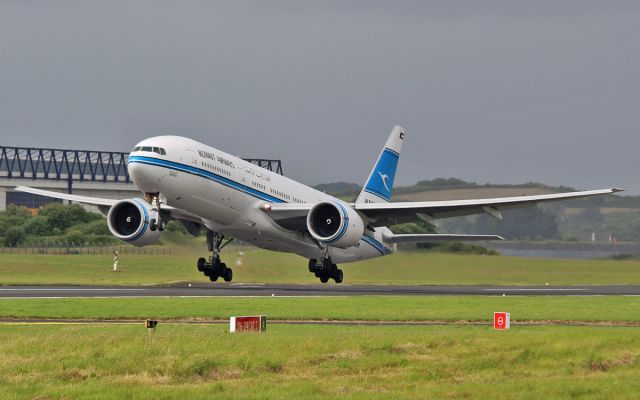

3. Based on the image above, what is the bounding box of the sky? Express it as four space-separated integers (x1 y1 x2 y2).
1 1 639 193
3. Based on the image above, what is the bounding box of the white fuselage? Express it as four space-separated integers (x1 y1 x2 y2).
127 136 393 263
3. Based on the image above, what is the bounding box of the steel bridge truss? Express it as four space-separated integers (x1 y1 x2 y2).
0 146 284 187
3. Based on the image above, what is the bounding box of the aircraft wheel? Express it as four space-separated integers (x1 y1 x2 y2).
333 269 343 284
209 274 218 282
308 259 317 273
218 262 227 274
197 257 207 272
150 219 158 231
320 275 329 283
223 268 233 282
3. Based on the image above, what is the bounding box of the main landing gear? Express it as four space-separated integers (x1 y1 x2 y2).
308 242 343 283
308 258 343 283
197 230 233 282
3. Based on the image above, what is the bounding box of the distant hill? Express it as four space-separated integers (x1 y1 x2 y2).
314 178 575 199
313 182 362 197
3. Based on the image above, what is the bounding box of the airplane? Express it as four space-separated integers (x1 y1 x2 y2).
16 126 621 283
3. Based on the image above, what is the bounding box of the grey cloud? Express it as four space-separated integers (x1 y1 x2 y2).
0 1 638 192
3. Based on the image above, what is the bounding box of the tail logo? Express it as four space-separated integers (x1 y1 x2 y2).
378 171 391 192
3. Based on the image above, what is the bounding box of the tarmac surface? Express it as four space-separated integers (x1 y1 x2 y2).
2 283 640 298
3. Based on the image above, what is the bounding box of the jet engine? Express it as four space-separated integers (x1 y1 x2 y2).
107 199 161 246
306 201 364 248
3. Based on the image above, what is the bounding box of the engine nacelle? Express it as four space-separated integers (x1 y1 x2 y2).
107 199 161 246
306 201 364 248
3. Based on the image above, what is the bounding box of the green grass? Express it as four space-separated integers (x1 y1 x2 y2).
2 248 640 285
2 296 640 322
1 324 639 399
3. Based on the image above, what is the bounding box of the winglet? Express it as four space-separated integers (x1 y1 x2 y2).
355 125 405 204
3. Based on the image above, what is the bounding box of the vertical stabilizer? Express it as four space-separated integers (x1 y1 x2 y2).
356 125 405 204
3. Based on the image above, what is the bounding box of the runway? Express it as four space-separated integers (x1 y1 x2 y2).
1 283 640 298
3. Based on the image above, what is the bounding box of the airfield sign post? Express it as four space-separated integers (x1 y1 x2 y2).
494 312 510 330
230 315 267 333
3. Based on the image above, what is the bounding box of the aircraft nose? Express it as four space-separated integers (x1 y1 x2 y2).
128 160 161 193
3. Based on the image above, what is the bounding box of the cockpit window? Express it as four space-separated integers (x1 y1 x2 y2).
134 146 165 155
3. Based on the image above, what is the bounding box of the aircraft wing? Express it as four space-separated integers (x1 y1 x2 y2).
15 186 120 207
266 188 622 229
354 188 622 226
13 186 203 226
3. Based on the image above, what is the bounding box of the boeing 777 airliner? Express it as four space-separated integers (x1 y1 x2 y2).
16 126 621 283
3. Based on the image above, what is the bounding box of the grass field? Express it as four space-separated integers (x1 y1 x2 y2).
3 243 640 398
2 248 640 286
2 295 640 322
1 323 639 399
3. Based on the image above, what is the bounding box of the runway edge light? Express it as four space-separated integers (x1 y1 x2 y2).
493 312 510 330
230 315 267 333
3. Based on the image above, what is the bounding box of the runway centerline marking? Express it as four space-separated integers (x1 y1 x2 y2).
231 285 265 288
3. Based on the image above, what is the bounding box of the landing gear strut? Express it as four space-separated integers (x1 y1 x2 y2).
146 193 166 232
308 258 343 284
197 230 233 282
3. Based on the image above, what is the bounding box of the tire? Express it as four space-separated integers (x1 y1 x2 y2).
308 259 317 273
320 275 329 283
150 219 157 231
333 269 343 284
158 220 166 231
223 268 233 282
218 262 227 275
197 257 207 272
209 274 218 282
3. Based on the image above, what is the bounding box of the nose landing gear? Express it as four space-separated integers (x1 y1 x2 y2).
197 230 234 282
145 192 166 232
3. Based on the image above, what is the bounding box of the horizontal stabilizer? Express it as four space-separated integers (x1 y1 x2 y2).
382 232 504 243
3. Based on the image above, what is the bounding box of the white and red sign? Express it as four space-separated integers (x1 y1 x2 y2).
493 312 510 330
230 315 267 333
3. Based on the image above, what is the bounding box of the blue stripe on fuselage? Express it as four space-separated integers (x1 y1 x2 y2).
127 155 285 203
361 235 391 256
